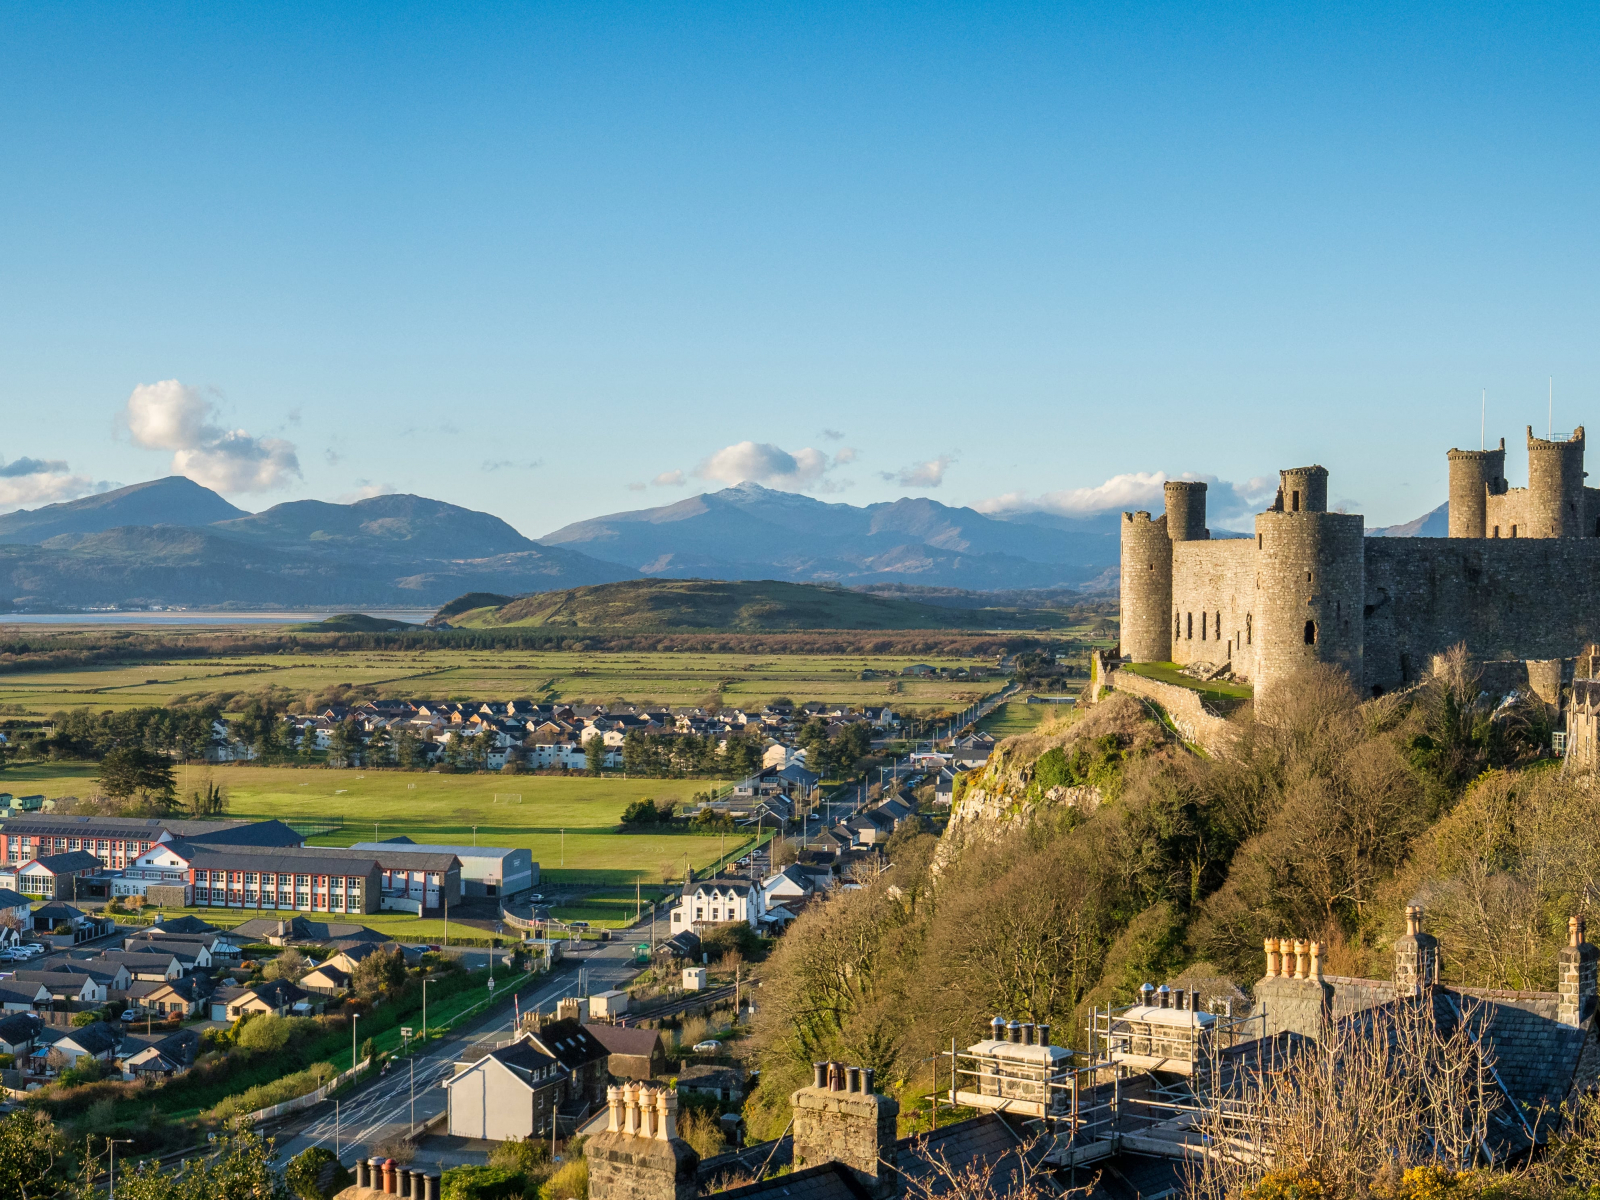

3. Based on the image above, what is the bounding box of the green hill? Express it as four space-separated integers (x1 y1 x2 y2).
439 579 1035 631
291 613 423 633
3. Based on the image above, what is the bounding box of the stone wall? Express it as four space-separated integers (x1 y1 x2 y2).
1108 669 1237 755
790 1085 899 1199
1364 538 1600 694
586 1132 699 1200
1171 538 1256 680
1251 975 1332 1040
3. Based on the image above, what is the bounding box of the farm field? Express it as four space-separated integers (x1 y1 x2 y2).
976 702 1054 738
0 762 750 886
0 647 1008 715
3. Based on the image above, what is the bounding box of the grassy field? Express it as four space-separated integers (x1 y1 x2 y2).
0 647 1006 715
976 702 1054 738
0 762 750 886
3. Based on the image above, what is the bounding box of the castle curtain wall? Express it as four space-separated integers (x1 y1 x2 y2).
1171 539 1257 680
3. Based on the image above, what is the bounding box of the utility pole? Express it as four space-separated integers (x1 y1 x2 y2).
410 1054 416 1132
352 1012 361 1070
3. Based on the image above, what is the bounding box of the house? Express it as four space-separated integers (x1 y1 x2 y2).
95 950 182 983
39 1021 119 1069
215 978 307 1021
229 916 388 946
677 1063 745 1102
32 901 114 944
17 851 104 900
126 940 209 971
523 1015 612 1114
0 1012 42 1056
118 1027 200 1079
668 876 767 933
761 864 831 909
842 810 896 847
583 1024 668 1081
0 980 48 1013
298 963 352 997
349 839 537 900
124 928 236 962
446 1035 567 1141
0 888 30 940
13 970 103 1004
127 974 208 1017
44 958 131 996
933 767 959 807
950 734 996 769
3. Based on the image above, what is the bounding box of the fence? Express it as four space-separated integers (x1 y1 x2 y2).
245 1055 373 1124
234 814 345 838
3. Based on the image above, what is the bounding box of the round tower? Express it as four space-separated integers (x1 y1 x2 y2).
1276 466 1328 514
1163 481 1209 541
1446 441 1506 538
1120 511 1173 663
1526 425 1586 538
1253 485 1365 698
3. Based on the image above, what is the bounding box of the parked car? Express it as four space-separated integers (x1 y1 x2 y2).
568 921 590 929
119 1010 138 1022
526 894 543 902
692 1040 722 1053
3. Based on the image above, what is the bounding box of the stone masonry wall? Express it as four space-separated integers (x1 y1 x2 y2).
1171 538 1257 681
790 1087 899 1199
1364 538 1600 695
586 1132 699 1200
1109 670 1237 755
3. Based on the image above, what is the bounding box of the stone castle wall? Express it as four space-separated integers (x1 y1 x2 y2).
1108 670 1236 754
1171 538 1256 679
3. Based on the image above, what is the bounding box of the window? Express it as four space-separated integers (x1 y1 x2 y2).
1304 620 1317 645
1246 614 1252 644
1257 533 1263 548
1492 526 1500 537
1174 612 1182 638
1186 612 1193 639
1511 525 1518 538
1200 615 1206 641
1292 490 1300 512
1215 612 1221 639
1306 571 1312 583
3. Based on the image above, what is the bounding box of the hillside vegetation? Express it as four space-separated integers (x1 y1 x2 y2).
747 650 1570 1137
441 578 1054 631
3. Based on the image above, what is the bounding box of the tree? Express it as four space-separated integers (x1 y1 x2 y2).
0 1109 65 1200
188 779 227 818
286 1146 351 1200
327 720 361 768
366 725 393 768
395 729 421 770
352 946 408 998
585 734 607 776
108 1124 289 1200
98 746 176 811
262 948 311 982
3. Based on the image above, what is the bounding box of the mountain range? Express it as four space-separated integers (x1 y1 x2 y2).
0 476 1449 611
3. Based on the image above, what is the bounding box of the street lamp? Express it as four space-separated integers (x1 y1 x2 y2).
422 978 432 1044
108 1137 133 1200
352 1012 361 1071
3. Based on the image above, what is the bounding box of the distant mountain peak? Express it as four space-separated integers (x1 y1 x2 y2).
0 476 248 545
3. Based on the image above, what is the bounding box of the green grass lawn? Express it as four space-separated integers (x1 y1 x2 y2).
1121 661 1255 703
976 702 1052 738
0 762 751 885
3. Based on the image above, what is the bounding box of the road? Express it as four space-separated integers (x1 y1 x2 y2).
273 936 644 1168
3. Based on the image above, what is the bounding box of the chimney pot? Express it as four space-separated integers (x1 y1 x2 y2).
990 1015 1006 1042
1264 938 1279 977
1293 940 1308 980
1572 915 1585 948
1405 905 1417 936
1139 983 1155 1006
1037 1023 1051 1047
863 1066 876 1093
1006 1019 1022 1043
847 1065 862 1093
1020 1022 1034 1045
1309 941 1323 982
813 1062 827 1088
1156 984 1171 1009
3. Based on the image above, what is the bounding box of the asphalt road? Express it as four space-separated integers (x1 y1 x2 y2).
273 936 644 1167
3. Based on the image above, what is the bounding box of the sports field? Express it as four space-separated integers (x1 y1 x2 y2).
0 647 1005 716
0 762 750 887
975 701 1054 738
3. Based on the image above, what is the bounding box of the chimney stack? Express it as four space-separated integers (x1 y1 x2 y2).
1394 905 1439 998
587 1084 698 1200
792 1063 900 1199
1560 914 1599 1028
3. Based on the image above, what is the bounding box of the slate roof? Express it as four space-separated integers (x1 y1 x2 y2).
714 1161 869 1200
230 917 384 944
58 1021 119 1055
0 888 30 909
486 1039 563 1080
186 846 378 875
0 1012 41 1044
145 915 219 934
12 970 95 997
678 1064 744 1093
526 1018 608 1070
896 1112 1039 1195
0 981 45 1006
29 851 103 874
583 1024 662 1058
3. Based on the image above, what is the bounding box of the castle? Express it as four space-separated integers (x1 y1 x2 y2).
1119 426 1600 699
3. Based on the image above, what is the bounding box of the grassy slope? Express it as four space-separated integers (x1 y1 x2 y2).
976 702 1051 738
453 579 1016 631
0 763 748 885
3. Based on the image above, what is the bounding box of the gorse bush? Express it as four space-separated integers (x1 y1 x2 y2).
207 1061 335 1119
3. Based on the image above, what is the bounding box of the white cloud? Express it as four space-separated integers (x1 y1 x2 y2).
977 471 1279 529
0 456 114 513
123 379 301 493
832 447 858 466
879 455 953 488
337 481 394 503
694 441 833 491
652 470 686 487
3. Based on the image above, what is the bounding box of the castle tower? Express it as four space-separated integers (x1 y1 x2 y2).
1446 440 1507 538
1120 512 1172 662
1276 466 1328 514
1527 426 1586 538
1164 481 1209 541
1254 465 1364 696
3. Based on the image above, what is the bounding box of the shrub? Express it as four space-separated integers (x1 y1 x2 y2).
70 1012 101 1028
539 1156 588 1200
208 1061 336 1119
236 1013 313 1053
489 1137 550 1175
442 1165 525 1200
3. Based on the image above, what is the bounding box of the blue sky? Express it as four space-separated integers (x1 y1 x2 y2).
4 2 1599 534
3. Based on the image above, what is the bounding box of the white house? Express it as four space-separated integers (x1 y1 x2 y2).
760 864 831 910
668 876 766 932
445 1035 567 1141
0 887 30 944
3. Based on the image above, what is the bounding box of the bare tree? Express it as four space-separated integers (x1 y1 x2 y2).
900 1132 1093 1200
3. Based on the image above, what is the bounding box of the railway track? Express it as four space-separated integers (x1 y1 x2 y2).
618 981 741 1025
